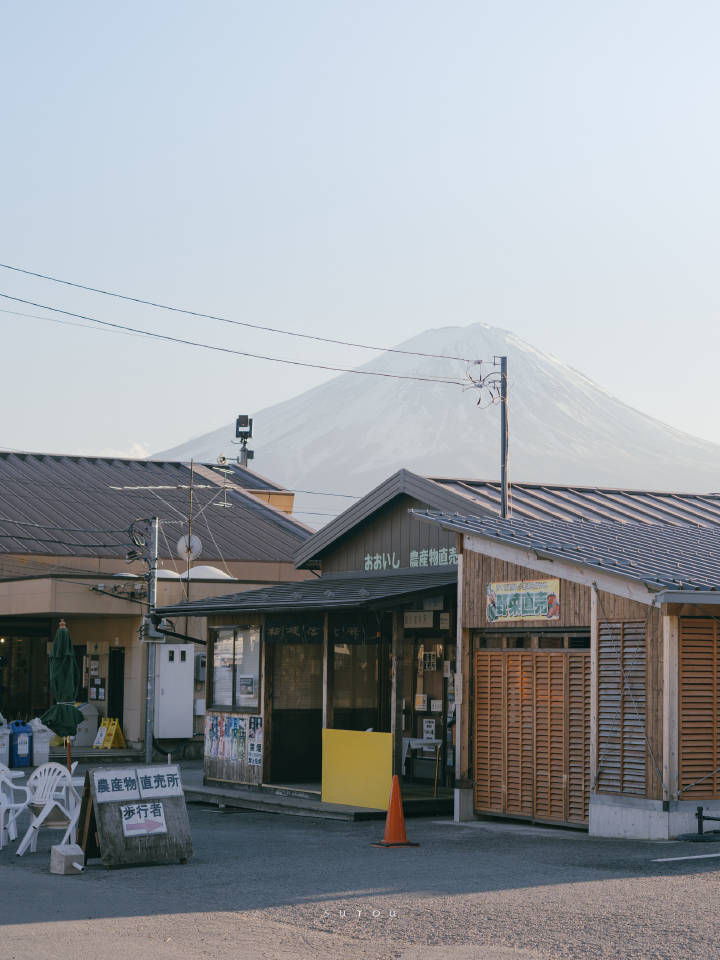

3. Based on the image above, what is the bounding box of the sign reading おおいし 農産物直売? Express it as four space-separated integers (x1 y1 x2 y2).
486 579 561 623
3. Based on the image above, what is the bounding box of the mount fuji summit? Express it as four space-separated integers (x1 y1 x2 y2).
154 323 720 525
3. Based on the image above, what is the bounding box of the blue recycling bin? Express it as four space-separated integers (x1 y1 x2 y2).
9 720 32 768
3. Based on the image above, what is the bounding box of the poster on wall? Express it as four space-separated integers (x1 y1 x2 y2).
486 579 561 623
204 714 220 758
248 716 263 766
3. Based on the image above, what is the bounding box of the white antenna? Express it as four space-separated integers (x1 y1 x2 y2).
176 533 202 562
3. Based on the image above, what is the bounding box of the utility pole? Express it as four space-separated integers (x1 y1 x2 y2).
470 357 510 518
499 356 509 519
144 516 159 765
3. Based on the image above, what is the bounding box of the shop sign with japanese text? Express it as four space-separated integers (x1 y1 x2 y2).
363 546 458 572
93 770 140 803
486 579 561 623
121 801 168 837
93 765 183 803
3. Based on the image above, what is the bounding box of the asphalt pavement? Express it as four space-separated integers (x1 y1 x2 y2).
2 802 720 960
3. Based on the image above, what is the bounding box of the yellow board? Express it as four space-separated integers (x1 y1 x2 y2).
93 718 126 749
321 729 392 810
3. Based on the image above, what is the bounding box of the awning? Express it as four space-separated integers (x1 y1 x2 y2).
157 567 457 617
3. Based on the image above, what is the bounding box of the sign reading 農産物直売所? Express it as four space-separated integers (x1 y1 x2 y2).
486 579 561 623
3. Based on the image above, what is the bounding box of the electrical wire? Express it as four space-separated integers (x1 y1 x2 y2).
0 306 143 338
0 262 474 363
0 515 129 534
199 511 234 579
0 293 469 387
0 531 131 548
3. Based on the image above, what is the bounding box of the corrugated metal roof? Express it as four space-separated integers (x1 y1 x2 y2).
412 510 720 593
206 462 284 492
429 478 720 526
159 567 457 616
295 470 720 569
0 452 310 563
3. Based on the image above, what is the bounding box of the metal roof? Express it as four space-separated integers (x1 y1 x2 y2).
295 470 720 568
205 462 284 492
0 452 310 563
412 510 720 593
429 478 720 526
159 567 457 616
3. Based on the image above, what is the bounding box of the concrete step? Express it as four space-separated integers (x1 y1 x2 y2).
184 782 382 821
49 746 145 765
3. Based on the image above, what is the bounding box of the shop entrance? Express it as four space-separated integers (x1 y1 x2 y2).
108 647 125 723
0 620 53 720
269 642 323 783
473 633 590 826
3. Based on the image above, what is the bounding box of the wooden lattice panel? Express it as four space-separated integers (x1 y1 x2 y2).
474 650 590 825
596 621 647 797
679 619 720 798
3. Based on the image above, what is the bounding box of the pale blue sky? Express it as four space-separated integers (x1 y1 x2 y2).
2 1 719 456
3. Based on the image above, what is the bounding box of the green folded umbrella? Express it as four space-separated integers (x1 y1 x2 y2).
41 622 84 738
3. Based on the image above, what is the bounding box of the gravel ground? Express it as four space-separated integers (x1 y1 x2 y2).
2 805 720 960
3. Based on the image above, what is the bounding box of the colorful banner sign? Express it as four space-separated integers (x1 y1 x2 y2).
486 579 561 623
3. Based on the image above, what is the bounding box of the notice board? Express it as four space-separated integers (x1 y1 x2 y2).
78 764 192 867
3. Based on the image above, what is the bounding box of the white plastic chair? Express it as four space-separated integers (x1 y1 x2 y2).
15 762 81 856
0 771 30 849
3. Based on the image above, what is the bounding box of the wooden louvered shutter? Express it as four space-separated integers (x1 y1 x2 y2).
474 652 505 812
596 622 647 796
504 653 534 817
679 619 720 798
534 653 566 821
567 653 591 823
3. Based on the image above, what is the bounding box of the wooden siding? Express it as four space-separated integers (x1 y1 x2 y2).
474 650 590 825
678 618 720 798
463 551 591 629
321 495 457 574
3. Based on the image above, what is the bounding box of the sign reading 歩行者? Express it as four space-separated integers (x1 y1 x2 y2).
486 579 561 623
121 802 168 837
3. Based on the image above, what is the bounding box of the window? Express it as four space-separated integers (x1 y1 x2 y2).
210 626 261 710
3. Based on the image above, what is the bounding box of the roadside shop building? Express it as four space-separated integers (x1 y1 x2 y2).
414 509 720 839
160 469 720 824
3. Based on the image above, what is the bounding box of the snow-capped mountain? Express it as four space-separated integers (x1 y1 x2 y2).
154 323 720 525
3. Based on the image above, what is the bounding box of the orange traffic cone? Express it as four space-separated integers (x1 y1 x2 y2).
372 775 419 847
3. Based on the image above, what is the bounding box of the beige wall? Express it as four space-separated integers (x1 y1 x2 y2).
64 615 144 744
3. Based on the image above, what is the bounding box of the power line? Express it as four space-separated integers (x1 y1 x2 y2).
0 531 131 548
0 293 468 386
0 262 473 363
0 306 143 338
0 515 129 534
289 488 360 499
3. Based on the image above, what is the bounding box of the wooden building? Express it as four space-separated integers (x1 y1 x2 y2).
414 508 720 838
160 469 720 832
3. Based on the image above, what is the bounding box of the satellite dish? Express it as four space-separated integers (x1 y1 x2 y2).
176 533 202 561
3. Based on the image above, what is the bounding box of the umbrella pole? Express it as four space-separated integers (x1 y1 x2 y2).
66 736 72 772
